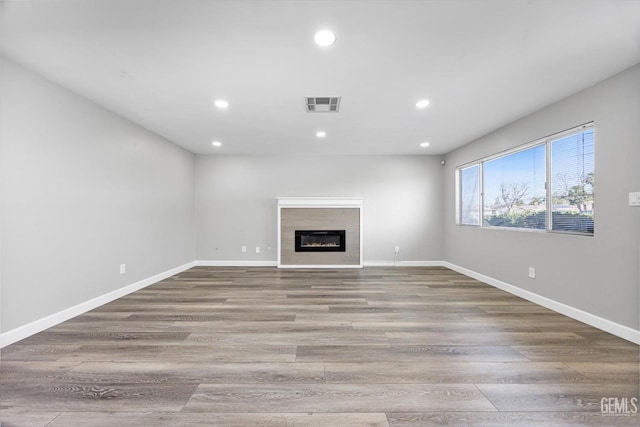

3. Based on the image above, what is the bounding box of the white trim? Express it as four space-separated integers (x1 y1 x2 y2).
443 261 640 345
196 260 441 268
277 203 282 266
279 264 363 269
363 261 395 267
0 261 196 348
276 197 364 208
196 260 277 267
364 260 444 267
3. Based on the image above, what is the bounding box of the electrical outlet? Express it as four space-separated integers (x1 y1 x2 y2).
119 264 126 275
256 246 261 253
394 246 400 254
241 246 247 253
629 192 640 207
528 267 536 279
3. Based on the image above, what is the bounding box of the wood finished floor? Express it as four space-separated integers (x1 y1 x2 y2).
1 266 638 426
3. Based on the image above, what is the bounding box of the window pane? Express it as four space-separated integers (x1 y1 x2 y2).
550 129 594 234
483 145 546 229
459 165 480 225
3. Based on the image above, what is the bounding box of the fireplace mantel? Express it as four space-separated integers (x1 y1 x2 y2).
277 197 363 268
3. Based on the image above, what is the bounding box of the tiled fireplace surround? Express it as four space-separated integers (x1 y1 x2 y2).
277 197 363 268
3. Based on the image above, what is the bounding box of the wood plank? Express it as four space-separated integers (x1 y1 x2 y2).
385 331 590 346
387 412 640 426
183 383 497 412
324 361 593 384
48 412 391 427
62 362 325 384
0 381 199 412
564 362 640 383
184 331 389 346
512 345 639 363
0 408 61 427
476 384 640 412
16 331 191 346
56 344 297 363
0 361 82 383
296 344 529 362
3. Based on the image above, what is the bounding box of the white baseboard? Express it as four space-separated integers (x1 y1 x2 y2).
0 261 196 348
196 260 278 267
196 260 444 268
278 264 363 269
197 260 443 268
443 261 640 345
364 260 445 267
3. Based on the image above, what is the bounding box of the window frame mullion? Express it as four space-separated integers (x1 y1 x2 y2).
545 139 552 231
479 162 484 227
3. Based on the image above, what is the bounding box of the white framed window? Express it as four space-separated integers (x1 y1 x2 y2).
456 123 594 235
483 143 547 230
458 164 480 226
549 128 595 234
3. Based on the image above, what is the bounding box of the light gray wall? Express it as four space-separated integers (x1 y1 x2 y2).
195 155 444 263
0 57 196 333
443 64 640 330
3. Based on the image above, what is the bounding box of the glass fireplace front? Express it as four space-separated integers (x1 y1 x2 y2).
295 230 346 252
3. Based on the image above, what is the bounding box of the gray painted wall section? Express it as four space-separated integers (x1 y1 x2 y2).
443 64 640 330
0 58 196 333
195 155 444 264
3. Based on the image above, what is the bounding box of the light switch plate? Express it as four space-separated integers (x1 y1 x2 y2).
629 192 640 207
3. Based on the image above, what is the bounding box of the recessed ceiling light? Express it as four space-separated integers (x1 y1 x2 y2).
214 99 229 109
314 30 336 47
212 141 222 147
316 131 326 138
420 142 430 148
416 99 430 109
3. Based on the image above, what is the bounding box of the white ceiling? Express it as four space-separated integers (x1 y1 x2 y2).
1 0 639 155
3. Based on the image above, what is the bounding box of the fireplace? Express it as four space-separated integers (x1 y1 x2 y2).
295 230 346 252
277 198 362 268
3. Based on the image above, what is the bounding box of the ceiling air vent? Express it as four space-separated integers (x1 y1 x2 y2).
306 97 341 112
